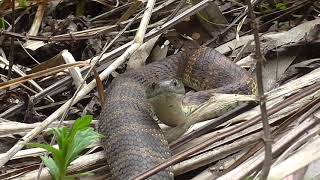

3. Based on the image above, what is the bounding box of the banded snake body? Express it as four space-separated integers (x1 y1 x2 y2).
98 45 256 179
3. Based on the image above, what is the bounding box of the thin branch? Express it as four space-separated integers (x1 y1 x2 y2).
23 0 45 50
169 103 255 150
217 110 320 180
7 0 15 80
268 130 320 180
166 0 186 21
0 62 88 90
0 56 54 102
223 96 320 175
204 0 264 46
245 0 272 179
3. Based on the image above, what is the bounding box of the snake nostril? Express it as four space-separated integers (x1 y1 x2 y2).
151 82 156 90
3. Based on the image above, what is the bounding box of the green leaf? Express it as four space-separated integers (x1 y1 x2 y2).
40 156 60 180
51 127 69 152
60 176 75 180
69 115 93 140
0 18 5 29
276 3 286 10
27 143 60 156
27 143 65 173
65 128 101 165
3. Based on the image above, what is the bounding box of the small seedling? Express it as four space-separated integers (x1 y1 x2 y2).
29 115 101 180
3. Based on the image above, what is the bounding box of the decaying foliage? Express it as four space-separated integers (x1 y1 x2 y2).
0 0 320 179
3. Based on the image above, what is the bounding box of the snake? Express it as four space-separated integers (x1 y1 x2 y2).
146 78 257 128
98 45 256 179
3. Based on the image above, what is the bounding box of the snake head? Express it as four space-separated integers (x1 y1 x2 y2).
146 79 187 127
146 79 185 99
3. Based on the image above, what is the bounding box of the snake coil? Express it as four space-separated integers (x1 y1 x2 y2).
98 46 256 179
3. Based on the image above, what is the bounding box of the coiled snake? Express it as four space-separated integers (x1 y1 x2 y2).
98 45 256 179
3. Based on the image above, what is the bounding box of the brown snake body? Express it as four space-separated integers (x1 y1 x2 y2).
98 46 256 179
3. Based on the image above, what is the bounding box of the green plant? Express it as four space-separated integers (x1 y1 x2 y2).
259 2 287 14
75 0 86 17
18 0 28 8
275 3 287 11
29 115 101 180
0 18 5 29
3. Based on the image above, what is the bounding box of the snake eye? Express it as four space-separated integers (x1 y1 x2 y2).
172 80 178 86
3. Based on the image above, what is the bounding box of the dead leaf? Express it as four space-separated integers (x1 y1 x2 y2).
94 68 106 106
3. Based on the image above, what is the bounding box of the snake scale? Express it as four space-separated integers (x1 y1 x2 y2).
98 45 256 179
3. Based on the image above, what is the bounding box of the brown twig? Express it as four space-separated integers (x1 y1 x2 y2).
245 0 272 179
7 0 15 80
169 102 256 150
223 95 320 176
166 0 186 21
0 62 88 90
218 107 320 179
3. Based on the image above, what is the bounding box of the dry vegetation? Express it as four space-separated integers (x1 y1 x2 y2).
0 0 320 179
